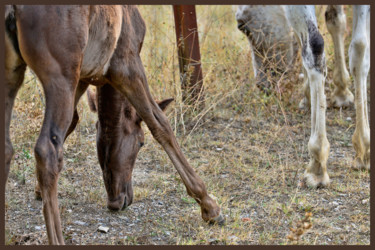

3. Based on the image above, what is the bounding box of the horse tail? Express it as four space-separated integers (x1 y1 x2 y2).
5 5 22 58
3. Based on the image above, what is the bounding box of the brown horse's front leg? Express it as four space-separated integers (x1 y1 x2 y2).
65 82 90 140
107 53 224 225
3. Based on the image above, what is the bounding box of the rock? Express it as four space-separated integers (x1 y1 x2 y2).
210 194 218 201
75 220 86 226
362 199 369 204
208 238 218 243
98 226 109 233
331 201 339 206
334 206 342 212
227 235 239 242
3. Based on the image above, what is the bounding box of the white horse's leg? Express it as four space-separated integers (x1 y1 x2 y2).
286 5 330 187
349 5 370 170
326 5 354 108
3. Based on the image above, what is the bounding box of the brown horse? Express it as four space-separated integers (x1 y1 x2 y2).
5 5 223 245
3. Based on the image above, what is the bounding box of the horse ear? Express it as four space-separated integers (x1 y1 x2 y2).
136 98 174 124
157 98 174 111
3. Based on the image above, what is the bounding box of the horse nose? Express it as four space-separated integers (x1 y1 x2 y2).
107 196 126 211
107 202 121 211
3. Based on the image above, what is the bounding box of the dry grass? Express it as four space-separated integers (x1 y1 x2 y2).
5 5 370 245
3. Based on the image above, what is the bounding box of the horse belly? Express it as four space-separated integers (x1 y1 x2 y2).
80 6 122 79
237 5 293 48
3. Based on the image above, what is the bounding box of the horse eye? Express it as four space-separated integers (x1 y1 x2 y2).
139 142 145 148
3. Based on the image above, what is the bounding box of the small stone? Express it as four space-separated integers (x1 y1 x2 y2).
208 238 218 243
346 117 352 121
98 226 109 233
209 194 218 201
227 235 239 242
75 221 86 226
331 201 339 206
362 199 369 204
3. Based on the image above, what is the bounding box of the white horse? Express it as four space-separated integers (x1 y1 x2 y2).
236 5 370 187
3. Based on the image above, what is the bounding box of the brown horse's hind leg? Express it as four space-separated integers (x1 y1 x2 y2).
30 73 78 245
17 29 81 244
107 51 223 224
4 34 26 188
34 82 89 201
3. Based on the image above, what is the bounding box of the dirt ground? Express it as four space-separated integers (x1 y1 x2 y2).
5 87 370 245
4 5 370 245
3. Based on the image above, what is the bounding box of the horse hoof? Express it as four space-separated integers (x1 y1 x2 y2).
352 158 370 171
304 172 330 189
